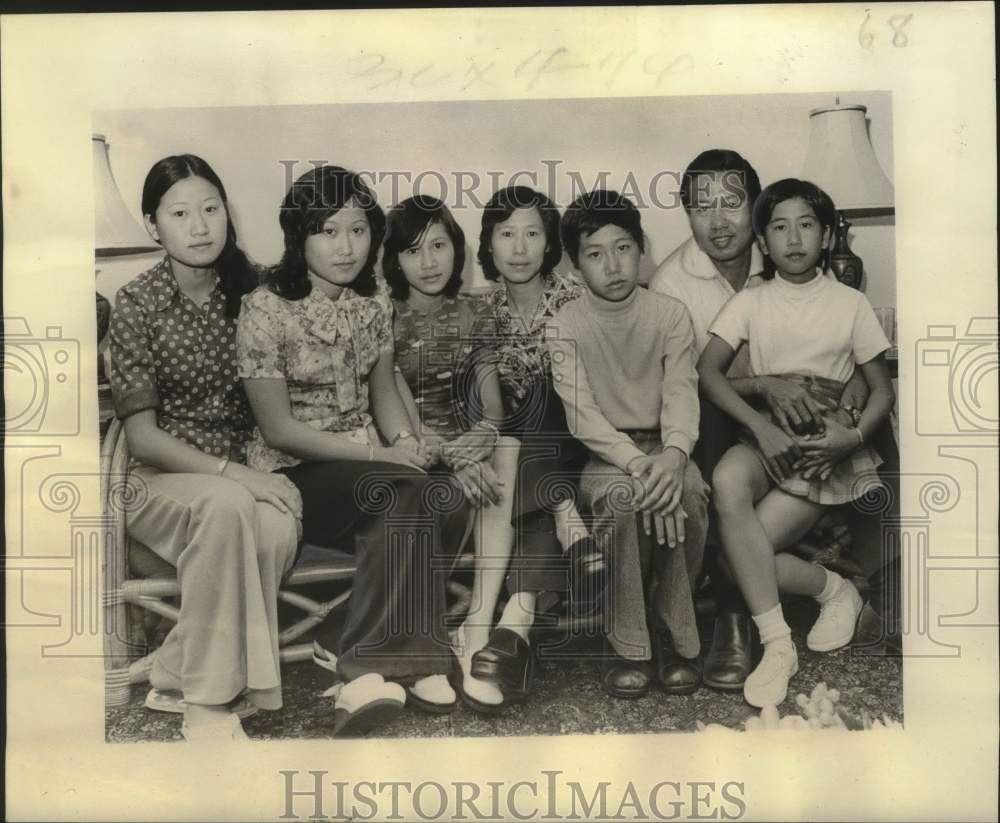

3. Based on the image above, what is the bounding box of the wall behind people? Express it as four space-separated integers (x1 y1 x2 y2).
95 91 895 310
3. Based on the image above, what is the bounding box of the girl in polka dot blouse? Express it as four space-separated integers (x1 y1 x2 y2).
109 155 303 741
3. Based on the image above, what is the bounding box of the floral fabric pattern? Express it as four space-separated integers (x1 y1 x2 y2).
487 271 583 415
237 284 393 472
109 256 254 461
393 295 496 437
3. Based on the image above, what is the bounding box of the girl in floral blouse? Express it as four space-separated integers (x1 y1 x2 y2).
384 195 520 713
109 155 302 741
470 186 594 697
238 166 470 732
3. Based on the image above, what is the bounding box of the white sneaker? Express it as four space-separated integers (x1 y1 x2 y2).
807 579 864 652
743 640 798 708
181 712 249 742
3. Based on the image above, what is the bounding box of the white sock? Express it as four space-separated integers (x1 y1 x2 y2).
752 604 792 645
815 568 844 604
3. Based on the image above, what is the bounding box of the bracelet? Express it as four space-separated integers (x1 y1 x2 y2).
474 420 501 446
391 429 414 446
368 442 376 461
216 456 231 476
852 427 864 447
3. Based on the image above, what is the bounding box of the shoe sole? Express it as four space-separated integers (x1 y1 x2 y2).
660 682 701 696
406 690 458 715
701 677 745 693
332 699 405 737
145 690 259 720
807 590 865 652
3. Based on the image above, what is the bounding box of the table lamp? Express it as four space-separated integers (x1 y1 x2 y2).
800 102 894 289
94 134 159 426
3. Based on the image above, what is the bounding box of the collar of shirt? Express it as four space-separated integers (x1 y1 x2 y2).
493 270 578 330
679 235 764 289
146 256 223 312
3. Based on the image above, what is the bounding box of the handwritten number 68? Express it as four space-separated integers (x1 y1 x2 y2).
859 12 912 49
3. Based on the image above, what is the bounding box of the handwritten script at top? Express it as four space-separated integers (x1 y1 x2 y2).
344 47 695 93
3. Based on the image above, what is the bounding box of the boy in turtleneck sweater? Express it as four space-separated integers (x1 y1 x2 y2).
546 189 708 700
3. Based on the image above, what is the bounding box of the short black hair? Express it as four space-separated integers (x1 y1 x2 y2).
560 189 644 267
383 195 466 300
477 186 562 281
680 149 762 212
752 177 838 279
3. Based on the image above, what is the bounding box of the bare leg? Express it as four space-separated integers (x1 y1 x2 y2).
461 437 520 651
455 437 520 706
756 490 828 598
712 445 781 616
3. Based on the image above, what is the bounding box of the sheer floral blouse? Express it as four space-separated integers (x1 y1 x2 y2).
237 285 393 472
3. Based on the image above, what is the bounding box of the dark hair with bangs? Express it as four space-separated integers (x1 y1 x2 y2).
679 149 762 213
752 178 837 279
477 186 562 282
560 189 645 267
383 195 466 300
267 165 385 300
141 154 258 318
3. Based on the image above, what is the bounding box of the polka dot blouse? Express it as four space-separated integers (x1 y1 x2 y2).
109 257 254 461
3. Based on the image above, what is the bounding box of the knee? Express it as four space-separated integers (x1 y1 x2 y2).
256 505 299 566
189 478 257 526
710 463 751 515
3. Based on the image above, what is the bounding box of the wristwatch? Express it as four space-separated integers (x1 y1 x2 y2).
391 429 414 446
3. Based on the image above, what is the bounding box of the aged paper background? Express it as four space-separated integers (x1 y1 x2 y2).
3 4 997 821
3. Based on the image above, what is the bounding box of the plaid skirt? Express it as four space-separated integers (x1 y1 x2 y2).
739 373 884 506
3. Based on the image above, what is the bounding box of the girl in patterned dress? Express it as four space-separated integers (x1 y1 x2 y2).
383 195 520 713
697 179 895 708
238 166 471 732
109 155 302 741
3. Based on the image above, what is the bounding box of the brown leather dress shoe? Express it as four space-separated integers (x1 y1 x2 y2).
702 612 754 691
654 631 701 695
601 645 653 699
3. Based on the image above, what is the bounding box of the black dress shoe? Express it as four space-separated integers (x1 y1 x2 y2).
470 628 534 696
654 632 701 695
702 612 754 691
601 646 653 699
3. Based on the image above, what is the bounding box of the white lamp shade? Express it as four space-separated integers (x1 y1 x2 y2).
93 134 159 256
801 104 894 213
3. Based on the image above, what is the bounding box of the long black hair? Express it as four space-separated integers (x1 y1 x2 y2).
383 195 466 300
141 154 257 318
477 186 562 281
752 178 837 279
268 165 385 300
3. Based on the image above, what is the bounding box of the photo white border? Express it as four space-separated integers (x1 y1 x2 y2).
3 5 997 821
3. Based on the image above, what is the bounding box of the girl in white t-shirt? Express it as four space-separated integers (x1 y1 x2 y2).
697 178 894 708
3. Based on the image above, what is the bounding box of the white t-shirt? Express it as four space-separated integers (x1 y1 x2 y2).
708 270 890 383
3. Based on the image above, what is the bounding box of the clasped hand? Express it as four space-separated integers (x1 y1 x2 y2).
626 448 688 548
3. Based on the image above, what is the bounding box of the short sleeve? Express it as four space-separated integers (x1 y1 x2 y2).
237 292 287 379
708 290 751 352
851 293 891 365
109 288 160 419
371 299 394 357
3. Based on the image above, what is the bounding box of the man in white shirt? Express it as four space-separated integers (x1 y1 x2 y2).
649 149 765 691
